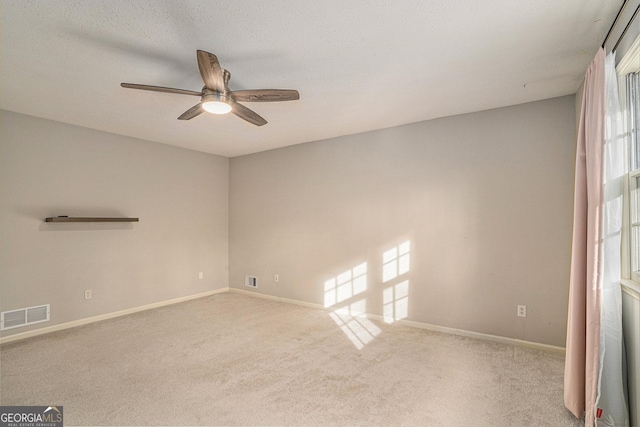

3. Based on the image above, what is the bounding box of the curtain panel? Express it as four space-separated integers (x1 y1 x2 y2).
564 47 606 427
594 51 628 427
565 47 630 427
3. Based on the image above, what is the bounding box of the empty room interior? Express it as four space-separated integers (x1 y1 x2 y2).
1 1 639 426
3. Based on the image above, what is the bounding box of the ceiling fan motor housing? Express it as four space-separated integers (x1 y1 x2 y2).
201 89 233 114
202 89 231 103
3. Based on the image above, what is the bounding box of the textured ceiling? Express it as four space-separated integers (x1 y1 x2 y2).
0 1 621 157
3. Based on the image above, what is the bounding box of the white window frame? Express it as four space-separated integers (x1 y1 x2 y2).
624 169 640 284
619 35 640 290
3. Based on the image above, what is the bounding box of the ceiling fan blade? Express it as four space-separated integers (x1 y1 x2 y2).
231 89 300 102
121 83 201 96
232 102 267 126
178 103 204 120
196 50 225 92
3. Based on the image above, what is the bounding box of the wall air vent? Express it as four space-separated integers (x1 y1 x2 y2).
1 304 50 331
245 275 258 288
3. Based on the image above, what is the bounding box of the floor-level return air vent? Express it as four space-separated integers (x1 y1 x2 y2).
245 275 258 288
1 304 50 331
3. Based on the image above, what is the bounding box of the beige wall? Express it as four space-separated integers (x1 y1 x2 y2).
230 95 576 347
1 95 576 346
0 110 229 338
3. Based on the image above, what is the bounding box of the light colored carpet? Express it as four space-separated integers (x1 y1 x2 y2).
0 292 581 426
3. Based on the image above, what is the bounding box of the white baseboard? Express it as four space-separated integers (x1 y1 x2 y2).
228 287 566 354
3 287 566 355
394 318 565 354
0 288 229 344
229 288 325 310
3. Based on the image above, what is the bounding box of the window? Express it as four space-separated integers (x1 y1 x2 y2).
618 31 639 286
626 71 640 282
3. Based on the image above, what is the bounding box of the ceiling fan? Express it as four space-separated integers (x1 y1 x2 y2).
121 50 299 126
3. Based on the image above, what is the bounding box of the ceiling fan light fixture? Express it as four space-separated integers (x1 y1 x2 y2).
201 93 232 114
121 50 298 125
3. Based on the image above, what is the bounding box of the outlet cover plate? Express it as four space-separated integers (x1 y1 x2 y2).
517 305 526 317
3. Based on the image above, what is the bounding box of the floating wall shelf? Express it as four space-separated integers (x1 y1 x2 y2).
45 217 139 223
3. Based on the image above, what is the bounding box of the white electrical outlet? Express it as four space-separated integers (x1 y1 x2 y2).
517 305 526 317
84 290 92 300
274 273 279 283
198 272 204 280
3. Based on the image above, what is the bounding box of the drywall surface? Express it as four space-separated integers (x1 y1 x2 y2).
230 95 576 347
0 110 229 337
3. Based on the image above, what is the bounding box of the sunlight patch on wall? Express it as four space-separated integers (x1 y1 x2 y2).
383 280 409 323
324 262 367 308
382 241 411 323
383 241 410 282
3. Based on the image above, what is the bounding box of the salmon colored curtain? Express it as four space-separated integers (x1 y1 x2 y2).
564 47 606 427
